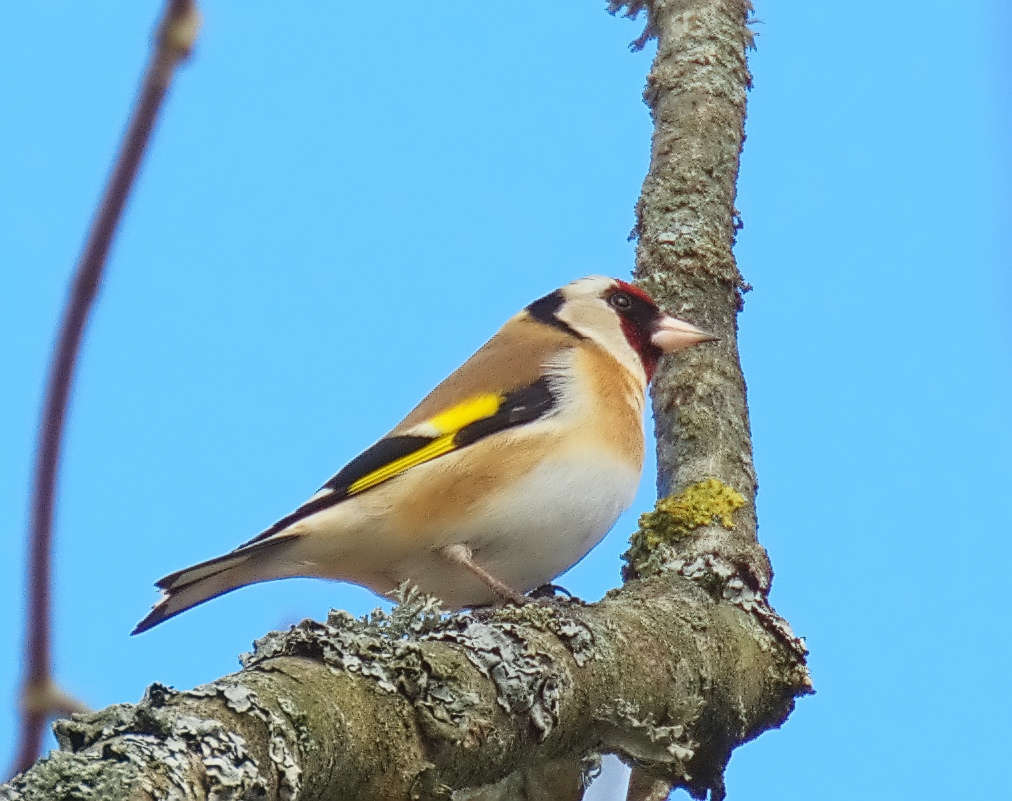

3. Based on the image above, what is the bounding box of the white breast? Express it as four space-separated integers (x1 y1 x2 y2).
469 448 641 588
384 444 641 607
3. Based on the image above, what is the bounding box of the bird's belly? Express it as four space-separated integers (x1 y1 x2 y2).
390 450 641 606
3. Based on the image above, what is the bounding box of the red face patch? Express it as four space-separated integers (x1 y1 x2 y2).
606 280 663 381
612 279 658 307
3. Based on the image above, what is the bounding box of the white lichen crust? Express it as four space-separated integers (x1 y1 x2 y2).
1 580 809 801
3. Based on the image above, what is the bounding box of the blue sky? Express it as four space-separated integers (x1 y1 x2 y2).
2 2 1008 798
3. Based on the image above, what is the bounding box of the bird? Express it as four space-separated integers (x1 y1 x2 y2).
132 276 715 634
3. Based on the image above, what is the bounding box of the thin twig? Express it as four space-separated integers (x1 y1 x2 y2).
10 0 200 778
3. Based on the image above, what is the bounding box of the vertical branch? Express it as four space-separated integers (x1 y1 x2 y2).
613 2 760 799
11 0 201 778
634 0 756 512
618 0 768 586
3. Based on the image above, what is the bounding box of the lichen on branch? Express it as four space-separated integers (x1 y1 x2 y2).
623 479 746 580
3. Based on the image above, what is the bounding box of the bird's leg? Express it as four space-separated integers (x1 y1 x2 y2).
440 544 529 606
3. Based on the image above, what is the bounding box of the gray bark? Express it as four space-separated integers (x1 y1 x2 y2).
1 585 806 801
2 2 810 799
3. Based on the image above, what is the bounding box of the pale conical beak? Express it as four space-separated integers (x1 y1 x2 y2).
650 314 718 353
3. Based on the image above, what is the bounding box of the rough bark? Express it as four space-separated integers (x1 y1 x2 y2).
2 1 811 799
1 583 806 801
616 3 779 797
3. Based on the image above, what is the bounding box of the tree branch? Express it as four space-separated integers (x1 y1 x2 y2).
1 582 807 801
10 0 200 779
632 0 758 513
614 1 769 797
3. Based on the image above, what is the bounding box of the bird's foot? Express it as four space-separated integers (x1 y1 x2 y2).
528 583 574 600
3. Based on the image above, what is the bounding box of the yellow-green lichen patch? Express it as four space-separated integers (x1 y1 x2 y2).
622 479 745 580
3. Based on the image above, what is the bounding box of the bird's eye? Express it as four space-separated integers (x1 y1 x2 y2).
609 292 632 310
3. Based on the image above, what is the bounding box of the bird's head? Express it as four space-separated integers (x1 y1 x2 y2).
526 275 716 381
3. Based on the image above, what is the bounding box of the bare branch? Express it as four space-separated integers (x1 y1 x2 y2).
622 0 772 796
10 0 200 778
1 584 808 800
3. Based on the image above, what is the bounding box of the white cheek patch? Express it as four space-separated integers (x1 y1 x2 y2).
555 300 647 381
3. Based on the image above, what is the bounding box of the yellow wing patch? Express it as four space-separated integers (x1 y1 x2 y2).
347 393 503 496
347 435 457 494
425 393 502 435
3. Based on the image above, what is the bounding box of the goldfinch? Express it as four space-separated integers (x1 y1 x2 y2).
133 276 714 634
